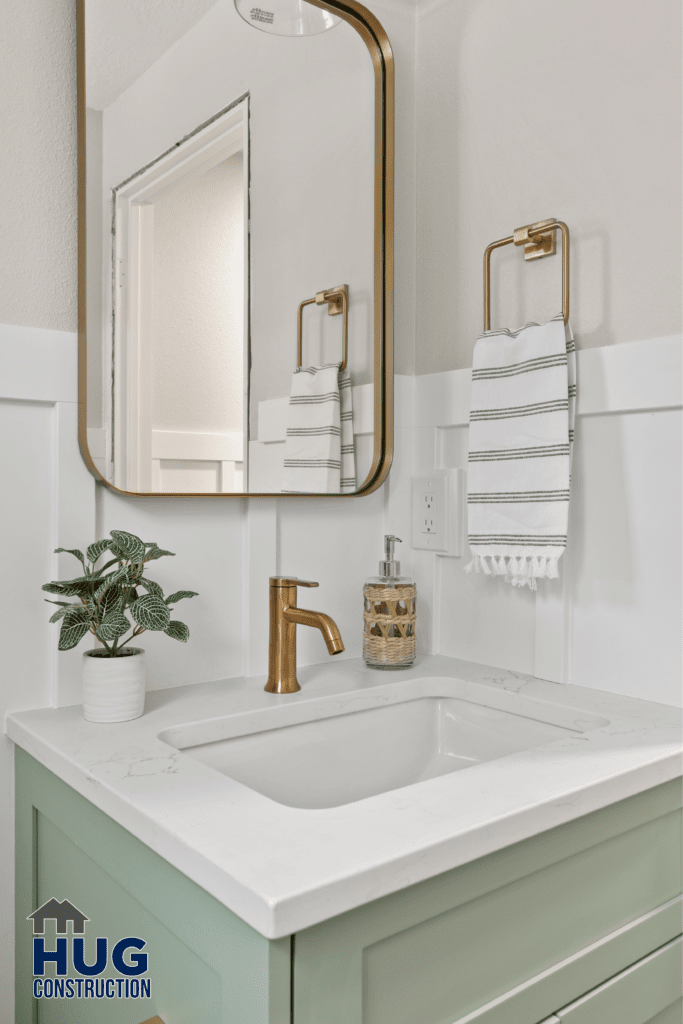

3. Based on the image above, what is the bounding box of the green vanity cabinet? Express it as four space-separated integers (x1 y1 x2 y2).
15 748 683 1024
15 749 291 1024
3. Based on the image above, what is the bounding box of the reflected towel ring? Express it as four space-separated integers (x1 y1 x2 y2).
297 284 349 371
483 220 569 331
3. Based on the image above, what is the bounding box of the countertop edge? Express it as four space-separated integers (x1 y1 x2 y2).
7 710 682 939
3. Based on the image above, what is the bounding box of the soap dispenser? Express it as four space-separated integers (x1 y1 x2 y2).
363 535 416 669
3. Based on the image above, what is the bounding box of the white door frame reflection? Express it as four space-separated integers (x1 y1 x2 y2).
111 99 249 493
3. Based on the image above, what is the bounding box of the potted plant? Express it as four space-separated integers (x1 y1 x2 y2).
42 530 198 723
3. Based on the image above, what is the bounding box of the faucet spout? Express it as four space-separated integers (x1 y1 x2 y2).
283 607 344 656
265 576 344 694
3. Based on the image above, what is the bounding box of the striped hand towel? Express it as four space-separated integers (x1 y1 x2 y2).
281 363 356 494
465 312 576 590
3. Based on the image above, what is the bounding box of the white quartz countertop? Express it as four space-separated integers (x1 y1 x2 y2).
6 655 682 939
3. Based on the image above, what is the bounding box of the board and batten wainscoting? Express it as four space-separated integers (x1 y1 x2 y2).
1 321 681 1022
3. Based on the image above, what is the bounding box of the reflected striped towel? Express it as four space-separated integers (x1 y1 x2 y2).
465 313 576 590
281 363 356 494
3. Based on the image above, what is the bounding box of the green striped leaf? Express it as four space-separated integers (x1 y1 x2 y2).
58 621 90 651
164 620 189 642
49 604 79 623
110 530 146 563
58 608 91 651
42 576 94 597
129 594 170 631
98 583 125 617
63 605 90 624
55 548 86 567
98 613 130 642
94 566 131 600
165 590 198 605
86 539 112 563
144 546 175 561
139 579 164 597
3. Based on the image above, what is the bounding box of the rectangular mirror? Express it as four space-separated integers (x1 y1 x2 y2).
78 0 393 496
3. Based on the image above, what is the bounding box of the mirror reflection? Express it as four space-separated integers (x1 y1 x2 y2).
84 0 378 494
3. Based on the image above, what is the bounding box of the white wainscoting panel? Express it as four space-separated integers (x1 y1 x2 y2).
152 429 243 461
242 498 277 679
413 335 683 702
0 323 97 1024
569 408 682 705
97 486 248 691
277 489 386 667
0 324 98 709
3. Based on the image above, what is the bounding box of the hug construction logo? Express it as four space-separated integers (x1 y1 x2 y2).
28 898 152 1001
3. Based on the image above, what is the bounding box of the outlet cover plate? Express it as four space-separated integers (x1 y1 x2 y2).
412 470 465 556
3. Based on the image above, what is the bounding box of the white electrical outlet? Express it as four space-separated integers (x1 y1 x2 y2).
412 470 465 556
421 491 437 533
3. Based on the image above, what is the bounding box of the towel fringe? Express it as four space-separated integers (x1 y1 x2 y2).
465 552 560 591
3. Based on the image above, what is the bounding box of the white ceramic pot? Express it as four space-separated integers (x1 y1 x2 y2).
82 647 146 723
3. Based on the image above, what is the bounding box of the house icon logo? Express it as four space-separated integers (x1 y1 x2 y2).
27 896 152 1002
28 899 89 935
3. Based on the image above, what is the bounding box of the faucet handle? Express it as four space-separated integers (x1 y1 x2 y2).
269 576 319 588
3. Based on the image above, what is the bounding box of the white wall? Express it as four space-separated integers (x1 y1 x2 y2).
415 0 682 372
0 0 77 334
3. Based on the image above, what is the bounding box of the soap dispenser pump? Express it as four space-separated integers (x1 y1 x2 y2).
363 535 416 669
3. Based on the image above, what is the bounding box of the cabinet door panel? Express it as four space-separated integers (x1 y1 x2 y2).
35 813 222 1024
15 749 291 1024
557 936 682 1024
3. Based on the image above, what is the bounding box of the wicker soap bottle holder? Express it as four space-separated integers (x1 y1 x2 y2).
363 535 416 669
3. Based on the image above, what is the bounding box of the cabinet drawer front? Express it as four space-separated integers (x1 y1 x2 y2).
537 1001 683 1024
294 781 682 1024
363 814 679 1024
646 999 683 1024
557 936 683 1024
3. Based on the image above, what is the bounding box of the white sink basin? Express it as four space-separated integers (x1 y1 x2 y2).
164 685 604 809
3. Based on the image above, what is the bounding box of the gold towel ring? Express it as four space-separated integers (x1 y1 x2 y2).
484 220 569 331
297 284 349 371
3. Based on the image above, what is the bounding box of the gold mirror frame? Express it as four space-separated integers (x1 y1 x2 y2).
76 0 394 497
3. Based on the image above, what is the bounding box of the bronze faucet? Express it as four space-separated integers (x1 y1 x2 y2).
265 577 344 694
